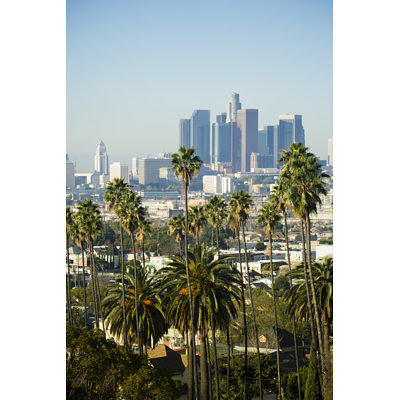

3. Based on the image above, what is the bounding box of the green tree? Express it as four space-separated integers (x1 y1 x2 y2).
171 146 202 400
188 205 206 245
117 190 146 354
258 201 283 400
103 265 168 351
255 241 266 251
229 190 264 400
160 245 242 400
168 214 185 254
105 178 130 347
304 347 322 400
76 200 104 330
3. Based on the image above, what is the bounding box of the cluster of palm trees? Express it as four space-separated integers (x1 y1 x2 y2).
65 143 333 400
66 200 104 330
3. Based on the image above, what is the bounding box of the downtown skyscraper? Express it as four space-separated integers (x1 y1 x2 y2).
179 119 191 148
190 110 210 164
227 92 242 123
237 109 258 172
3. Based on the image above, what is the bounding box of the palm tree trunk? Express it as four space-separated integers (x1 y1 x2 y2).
80 244 88 327
120 224 127 348
206 334 213 400
130 233 141 356
269 231 281 400
184 182 199 400
216 227 220 258
200 328 209 400
305 213 327 397
300 221 316 345
188 330 194 400
142 238 146 269
236 230 248 400
226 326 231 395
283 212 302 400
95 269 106 334
66 236 72 324
211 317 220 400
322 313 332 400
89 244 99 328
242 226 263 400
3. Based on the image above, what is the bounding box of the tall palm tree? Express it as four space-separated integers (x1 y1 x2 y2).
66 207 74 324
258 201 283 400
168 214 186 254
188 205 206 245
136 216 152 269
160 245 242 400
103 266 168 349
205 196 227 256
228 190 262 400
117 190 145 354
105 178 129 347
280 143 330 397
270 182 302 400
69 212 88 326
171 146 202 400
285 257 333 399
76 200 104 331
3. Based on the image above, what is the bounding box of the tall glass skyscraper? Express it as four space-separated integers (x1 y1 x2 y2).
94 141 109 175
227 92 242 123
179 119 191 148
210 113 231 163
190 110 210 164
237 109 258 172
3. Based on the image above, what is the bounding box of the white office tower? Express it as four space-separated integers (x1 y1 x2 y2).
94 141 109 175
109 162 129 183
226 92 242 123
66 154 75 188
203 175 232 194
328 138 333 167
132 157 140 177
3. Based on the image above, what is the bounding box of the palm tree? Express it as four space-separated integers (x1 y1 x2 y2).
105 178 129 347
117 190 145 354
66 207 74 324
103 266 168 349
258 201 283 400
168 215 185 254
205 196 227 256
171 146 202 400
285 256 333 400
188 205 206 245
270 182 302 400
76 200 104 331
160 245 242 400
136 216 152 270
69 212 88 327
280 144 330 397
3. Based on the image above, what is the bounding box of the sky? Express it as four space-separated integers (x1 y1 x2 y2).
67 0 332 172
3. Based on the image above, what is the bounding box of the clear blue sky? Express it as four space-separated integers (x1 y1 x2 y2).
67 0 332 171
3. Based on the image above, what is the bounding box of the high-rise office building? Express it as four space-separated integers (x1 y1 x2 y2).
259 125 279 167
227 93 242 123
210 113 231 164
278 114 305 149
179 119 191 148
328 138 333 167
132 157 139 177
190 110 210 164
237 109 258 172
138 158 171 185
94 141 109 175
109 162 129 183
250 152 273 170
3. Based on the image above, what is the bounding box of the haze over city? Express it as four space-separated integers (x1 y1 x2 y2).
67 0 332 171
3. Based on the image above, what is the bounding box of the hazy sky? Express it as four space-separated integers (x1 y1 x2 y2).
67 0 332 172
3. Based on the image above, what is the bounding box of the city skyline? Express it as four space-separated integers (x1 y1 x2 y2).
67 1 332 170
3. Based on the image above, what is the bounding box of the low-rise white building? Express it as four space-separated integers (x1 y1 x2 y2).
203 175 232 194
